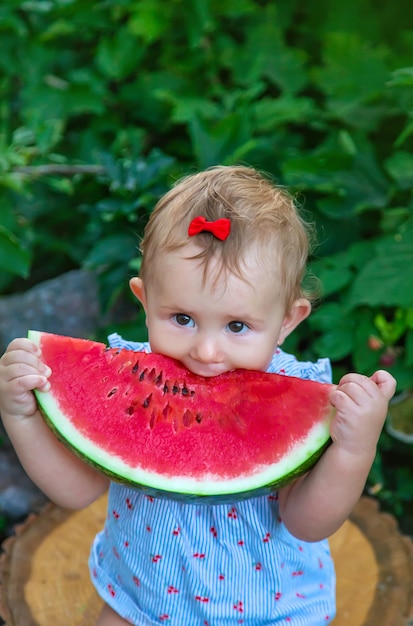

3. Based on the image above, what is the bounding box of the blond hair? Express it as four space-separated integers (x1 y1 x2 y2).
139 165 316 311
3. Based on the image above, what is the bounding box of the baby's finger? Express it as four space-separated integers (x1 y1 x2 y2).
1 351 51 378
5 338 41 355
9 373 50 394
332 377 376 407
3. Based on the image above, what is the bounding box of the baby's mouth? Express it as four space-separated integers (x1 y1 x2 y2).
184 361 229 378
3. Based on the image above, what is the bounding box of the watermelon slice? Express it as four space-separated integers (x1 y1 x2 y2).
29 330 334 503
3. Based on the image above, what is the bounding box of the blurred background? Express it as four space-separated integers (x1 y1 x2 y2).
0 0 413 534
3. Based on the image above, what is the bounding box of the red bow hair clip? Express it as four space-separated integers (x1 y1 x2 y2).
188 216 231 241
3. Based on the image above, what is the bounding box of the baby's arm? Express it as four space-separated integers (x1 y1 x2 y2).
0 338 109 509
278 369 396 542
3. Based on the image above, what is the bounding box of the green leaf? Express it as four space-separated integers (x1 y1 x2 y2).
96 263 132 315
189 110 255 168
310 256 353 298
308 302 355 360
96 29 144 80
231 6 308 94
387 68 413 125
61 84 106 116
167 96 221 125
253 96 317 132
0 173 27 193
127 0 170 44
384 151 413 190
348 220 413 308
374 309 406 344
395 120 413 148
386 66 413 88
98 149 175 197
34 119 65 153
282 149 352 194
314 33 389 126
83 234 137 269
380 207 411 233
40 18 77 41
0 226 31 278
0 203 16 231
12 126 36 146
313 327 354 361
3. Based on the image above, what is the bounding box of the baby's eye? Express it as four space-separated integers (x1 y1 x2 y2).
227 321 248 334
173 314 194 327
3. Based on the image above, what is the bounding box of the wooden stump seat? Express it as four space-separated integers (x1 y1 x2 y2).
0 494 412 625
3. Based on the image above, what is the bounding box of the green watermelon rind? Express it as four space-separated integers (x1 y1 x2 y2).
34 382 332 503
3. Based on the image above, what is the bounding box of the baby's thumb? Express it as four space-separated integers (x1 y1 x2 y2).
370 370 397 400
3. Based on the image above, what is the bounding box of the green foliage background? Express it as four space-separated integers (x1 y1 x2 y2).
1 0 413 527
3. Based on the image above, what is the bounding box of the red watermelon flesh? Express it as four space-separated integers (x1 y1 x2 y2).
29 330 334 502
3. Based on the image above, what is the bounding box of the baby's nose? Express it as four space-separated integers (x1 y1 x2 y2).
192 334 223 363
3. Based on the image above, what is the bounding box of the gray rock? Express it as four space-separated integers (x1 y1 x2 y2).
0 444 48 523
0 269 101 353
0 484 46 520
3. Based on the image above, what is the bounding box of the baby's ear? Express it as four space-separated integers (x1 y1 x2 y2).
278 298 311 345
129 277 147 311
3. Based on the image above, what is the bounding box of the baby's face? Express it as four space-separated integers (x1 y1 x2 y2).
133 244 305 377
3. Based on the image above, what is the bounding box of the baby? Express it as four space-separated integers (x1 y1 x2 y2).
0 165 396 625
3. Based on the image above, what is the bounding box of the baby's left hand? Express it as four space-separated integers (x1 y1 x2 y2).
329 370 397 456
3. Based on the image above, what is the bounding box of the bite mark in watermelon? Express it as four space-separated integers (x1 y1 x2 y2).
29 330 334 503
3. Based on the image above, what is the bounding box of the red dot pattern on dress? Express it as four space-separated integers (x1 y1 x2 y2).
228 507 237 519
97 496 334 624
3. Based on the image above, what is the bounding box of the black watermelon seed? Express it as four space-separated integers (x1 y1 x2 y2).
143 394 152 408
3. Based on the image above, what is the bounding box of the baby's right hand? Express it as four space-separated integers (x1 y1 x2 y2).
0 338 51 421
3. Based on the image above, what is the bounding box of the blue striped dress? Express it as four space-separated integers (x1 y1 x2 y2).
89 334 336 625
